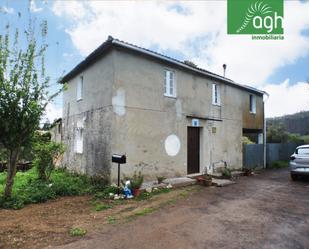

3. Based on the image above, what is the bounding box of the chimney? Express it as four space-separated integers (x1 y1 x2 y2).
223 64 227 77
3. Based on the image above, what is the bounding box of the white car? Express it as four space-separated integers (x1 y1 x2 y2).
289 145 309 181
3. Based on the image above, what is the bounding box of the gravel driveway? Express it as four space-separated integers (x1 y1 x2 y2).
57 168 309 249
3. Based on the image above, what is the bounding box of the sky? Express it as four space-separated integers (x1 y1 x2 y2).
1 0 309 122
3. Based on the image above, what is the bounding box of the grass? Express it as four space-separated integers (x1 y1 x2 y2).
134 207 155 216
93 203 112 211
69 227 87 237
268 160 289 169
135 187 171 201
0 167 105 209
106 216 117 224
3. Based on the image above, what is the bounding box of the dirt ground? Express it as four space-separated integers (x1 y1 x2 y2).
0 184 199 249
1 168 309 249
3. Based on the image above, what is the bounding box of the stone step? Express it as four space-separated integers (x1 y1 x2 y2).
212 178 236 187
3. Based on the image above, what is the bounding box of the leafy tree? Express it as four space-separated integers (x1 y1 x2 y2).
0 17 61 197
267 123 289 143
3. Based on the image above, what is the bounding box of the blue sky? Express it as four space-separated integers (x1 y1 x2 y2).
1 0 309 120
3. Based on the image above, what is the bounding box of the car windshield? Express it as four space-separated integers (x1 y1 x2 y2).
297 148 309 155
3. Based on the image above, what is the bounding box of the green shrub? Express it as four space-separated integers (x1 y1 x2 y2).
94 185 118 199
242 136 254 145
123 171 144 189
221 168 232 179
33 140 65 181
0 167 107 209
69 227 87 237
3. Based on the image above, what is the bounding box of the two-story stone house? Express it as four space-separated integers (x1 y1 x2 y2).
60 36 265 181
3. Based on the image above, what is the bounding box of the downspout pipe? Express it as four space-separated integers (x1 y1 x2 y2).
263 91 270 169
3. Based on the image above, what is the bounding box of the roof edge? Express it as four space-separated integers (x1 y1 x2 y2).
60 36 265 95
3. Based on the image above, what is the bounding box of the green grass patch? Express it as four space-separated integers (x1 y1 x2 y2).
135 187 171 201
106 216 117 224
93 203 112 211
69 227 87 237
0 168 106 209
134 207 155 216
268 160 289 169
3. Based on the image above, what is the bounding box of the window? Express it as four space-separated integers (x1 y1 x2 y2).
212 83 221 105
297 147 309 155
75 128 83 153
164 70 176 97
77 76 83 101
249 94 256 113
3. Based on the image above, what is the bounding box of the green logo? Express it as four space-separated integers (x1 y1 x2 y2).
228 0 284 35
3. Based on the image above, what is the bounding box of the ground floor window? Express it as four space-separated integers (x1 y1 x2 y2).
75 127 83 154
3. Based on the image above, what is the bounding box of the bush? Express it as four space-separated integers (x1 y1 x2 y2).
94 185 118 199
69 227 87 237
221 168 232 179
242 136 254 145
124 171 144 189
33 139 65 181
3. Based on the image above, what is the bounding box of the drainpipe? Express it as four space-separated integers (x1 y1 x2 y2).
263 91 270 169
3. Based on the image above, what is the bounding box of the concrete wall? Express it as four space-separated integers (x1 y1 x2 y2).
62 51 114 176
109 48 263 181
50 121 62 143
62 47 264 181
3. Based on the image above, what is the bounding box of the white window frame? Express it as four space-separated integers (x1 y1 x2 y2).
249 94 256 114
77 75 83 101
164 70 176 98
74 127 83 154
212 83 221 106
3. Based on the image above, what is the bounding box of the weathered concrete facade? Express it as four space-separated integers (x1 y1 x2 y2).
61 38 264 181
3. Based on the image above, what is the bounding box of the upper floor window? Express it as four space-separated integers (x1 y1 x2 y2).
249 94 256 114
164 70 176 97
212 83 221 106
77 75 83 101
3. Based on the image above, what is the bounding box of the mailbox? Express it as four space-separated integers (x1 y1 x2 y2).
112 154 126 194
112 154 126 164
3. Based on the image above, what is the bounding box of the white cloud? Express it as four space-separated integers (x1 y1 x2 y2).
51 1 309 86
52 0 88 21
0 6 14 14
30 0 43 13
51 1 309 117
43 103 62 123
264 80 309 117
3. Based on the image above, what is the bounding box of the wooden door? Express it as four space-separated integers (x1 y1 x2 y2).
187 127 200 174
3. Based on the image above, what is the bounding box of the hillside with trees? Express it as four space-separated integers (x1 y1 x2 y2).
267 111 309 136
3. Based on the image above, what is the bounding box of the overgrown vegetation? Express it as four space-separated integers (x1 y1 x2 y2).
267 123 304 144
0 12 63 198
267 111 309 136
0 168 104 209
33 132 65 181
123 171 144 189
242 136 254 145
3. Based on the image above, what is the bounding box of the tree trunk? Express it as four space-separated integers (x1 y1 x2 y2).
4 148 20 198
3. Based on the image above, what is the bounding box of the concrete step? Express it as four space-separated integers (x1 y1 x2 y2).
212 178 236 187
163 177 197 188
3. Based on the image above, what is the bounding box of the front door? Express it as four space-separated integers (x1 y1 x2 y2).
187 127 200 174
